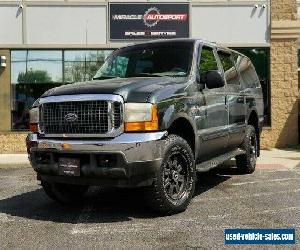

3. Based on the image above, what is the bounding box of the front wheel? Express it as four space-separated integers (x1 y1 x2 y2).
41 181 89 204
236 125 258 174
144 134 196 215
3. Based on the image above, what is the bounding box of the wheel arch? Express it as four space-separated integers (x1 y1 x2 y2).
166 115 197 158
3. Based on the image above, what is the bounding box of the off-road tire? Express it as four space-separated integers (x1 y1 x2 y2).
236 125 258 174
144 134 196 215
41 181 89 204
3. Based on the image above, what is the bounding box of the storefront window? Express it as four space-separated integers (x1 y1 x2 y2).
11 49 113 131
11 50 63 130
233 48 271 126
64 50 112 83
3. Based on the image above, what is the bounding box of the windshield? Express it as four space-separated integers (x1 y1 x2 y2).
93 42 194 80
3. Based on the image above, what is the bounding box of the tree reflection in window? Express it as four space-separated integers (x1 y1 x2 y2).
64 50 112 83
17 70 53 83
11 49 113 130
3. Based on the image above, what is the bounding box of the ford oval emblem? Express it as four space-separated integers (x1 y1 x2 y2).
64 113 78 122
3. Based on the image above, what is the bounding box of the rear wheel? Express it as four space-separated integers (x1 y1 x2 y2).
236 125 258 174
145 134 196 215
41 181 89 204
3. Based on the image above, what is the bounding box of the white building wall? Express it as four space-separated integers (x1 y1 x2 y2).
0 5 23 44
26 6 107 44
191 5 269 44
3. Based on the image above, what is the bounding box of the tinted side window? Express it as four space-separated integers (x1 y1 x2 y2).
236 56 260 88
218 51 240 85
199 47 219 74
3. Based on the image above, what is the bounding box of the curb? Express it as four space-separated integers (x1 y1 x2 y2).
0 164 31 169
0 154 30 168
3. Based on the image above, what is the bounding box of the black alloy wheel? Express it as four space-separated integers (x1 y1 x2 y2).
236 125 258 174
163 151 189 201
145 134 196 215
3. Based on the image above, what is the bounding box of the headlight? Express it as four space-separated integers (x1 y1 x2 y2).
29 107 39 133
124 103 158 132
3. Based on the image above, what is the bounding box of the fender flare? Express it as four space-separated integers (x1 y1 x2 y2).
164 112 199 159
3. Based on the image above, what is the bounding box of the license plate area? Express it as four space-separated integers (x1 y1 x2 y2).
58 158 80 176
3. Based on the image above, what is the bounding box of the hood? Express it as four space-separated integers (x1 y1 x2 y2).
41 77 188 102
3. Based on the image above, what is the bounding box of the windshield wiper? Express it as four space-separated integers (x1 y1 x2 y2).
132 73 163 77
133 72 187 78
93 76 118 80
164 74 186 78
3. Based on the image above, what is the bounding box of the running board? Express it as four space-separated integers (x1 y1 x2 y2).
196 148 246 172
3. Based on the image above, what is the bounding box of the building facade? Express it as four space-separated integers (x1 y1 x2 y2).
0 0 299 153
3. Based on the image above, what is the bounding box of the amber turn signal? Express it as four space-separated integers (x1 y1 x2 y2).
61 143 70 149
124 105 159 132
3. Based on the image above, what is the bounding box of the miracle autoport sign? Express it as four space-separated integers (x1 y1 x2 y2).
109 3 190 40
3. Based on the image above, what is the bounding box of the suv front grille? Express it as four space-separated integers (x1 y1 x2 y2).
39 100 122 135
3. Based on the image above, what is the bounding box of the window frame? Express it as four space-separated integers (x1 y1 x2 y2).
216 49 241 86
235 55 260 89
197 44 225 87
198 45 220 74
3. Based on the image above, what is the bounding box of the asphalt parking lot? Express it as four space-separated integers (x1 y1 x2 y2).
0 157 299 249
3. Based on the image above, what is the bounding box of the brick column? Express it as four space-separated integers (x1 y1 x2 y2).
261 0 300 148
0 49 11 132
0 50 27 153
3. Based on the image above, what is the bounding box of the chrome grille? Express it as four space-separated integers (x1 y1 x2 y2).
39 100 122 135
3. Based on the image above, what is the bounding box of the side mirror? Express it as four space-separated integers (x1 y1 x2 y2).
200 70 225 89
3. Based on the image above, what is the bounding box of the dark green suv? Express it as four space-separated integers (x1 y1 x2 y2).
27 39 264 214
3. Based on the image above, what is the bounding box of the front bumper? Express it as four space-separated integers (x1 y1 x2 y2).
26 132 167 187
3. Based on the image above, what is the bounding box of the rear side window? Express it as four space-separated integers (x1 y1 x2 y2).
235 55 260 88
217 51 240 85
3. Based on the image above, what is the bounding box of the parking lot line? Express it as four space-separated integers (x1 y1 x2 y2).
70 189 98 235
70 218 239 235
208 206 300 220
231 177 300 186
193 188 300 202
